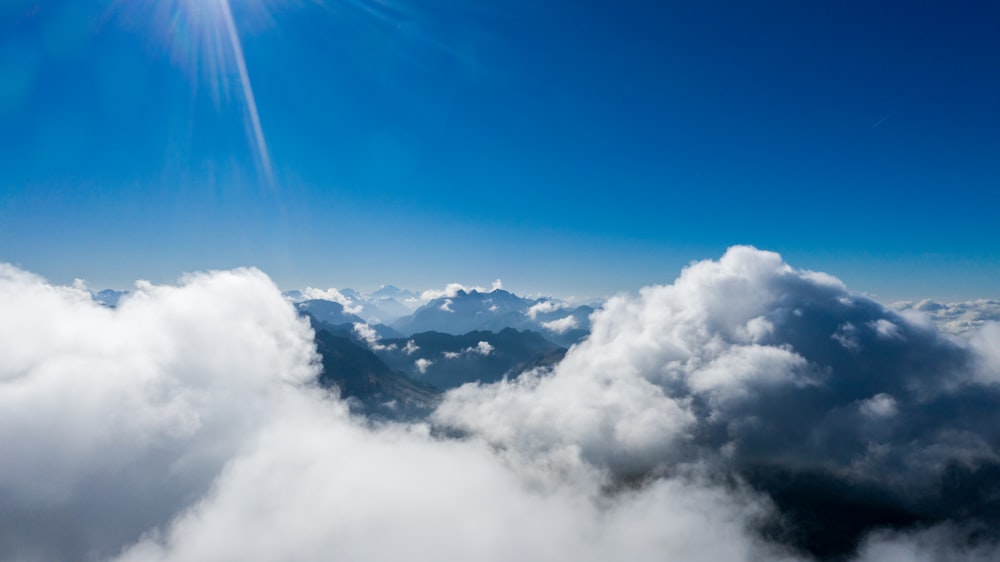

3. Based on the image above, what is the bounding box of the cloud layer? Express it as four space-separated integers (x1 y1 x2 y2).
0 262 784 562
1 248 998 561
892 298 1000 337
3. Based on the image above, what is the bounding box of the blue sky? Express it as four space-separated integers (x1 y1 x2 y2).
1 0 998 300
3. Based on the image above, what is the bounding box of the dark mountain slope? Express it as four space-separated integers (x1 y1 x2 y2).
313 330 440 418
378 328 566 390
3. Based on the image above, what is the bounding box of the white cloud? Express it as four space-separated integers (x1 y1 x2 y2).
434 245 1000 538
435 365 694 475
856 524 1000 562
420 281 503 301
526 300 567 320
302 287 363 315
870 318 905 341
858 393 898 419
415 358 434 374
686 344 813 411
352 322 393 351
403 340 420 355
116 411 783 562
0 264 319 560
470 341 494 356
440 298 454 312
444 341 495 360
421 283 474 301
892 299 1000 337
541 314 579 334
970 322 1000 384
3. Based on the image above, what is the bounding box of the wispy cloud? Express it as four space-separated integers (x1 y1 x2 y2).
871 112 893 128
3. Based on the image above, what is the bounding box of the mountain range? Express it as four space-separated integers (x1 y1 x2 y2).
91 283 596 345
375 328 566 390
391 289 593 347
274 284 598 343
88 283 587 416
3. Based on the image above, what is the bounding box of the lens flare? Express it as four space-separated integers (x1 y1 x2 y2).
119 0 454 188
125 0 276 185
217 0 273 184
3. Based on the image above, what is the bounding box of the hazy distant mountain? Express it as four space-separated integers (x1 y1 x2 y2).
370 284 420 300
295 299 365 326
376 328 566 390
282 289 305 302
391 289 594 346
393 289 526 333
359 296 416 325
284 287 419 324
313 330 440 418
92 289 129 308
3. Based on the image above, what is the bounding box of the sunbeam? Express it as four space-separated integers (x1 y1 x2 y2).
124 0 277 185
217 0 273 184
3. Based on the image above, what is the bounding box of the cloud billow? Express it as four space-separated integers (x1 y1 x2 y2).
436 246 1000 557
1 247 999 561
0 264 320 561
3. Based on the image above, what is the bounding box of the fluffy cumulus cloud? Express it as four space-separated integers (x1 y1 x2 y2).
470 340 494 356
3 248 1000 562
0 264 319 561
435 246 1000 558
0 262 785 562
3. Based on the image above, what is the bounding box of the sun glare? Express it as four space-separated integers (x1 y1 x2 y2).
216 0 273 184
141 0 275 184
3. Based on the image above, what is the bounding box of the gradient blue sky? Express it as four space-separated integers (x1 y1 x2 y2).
1 0 998 300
